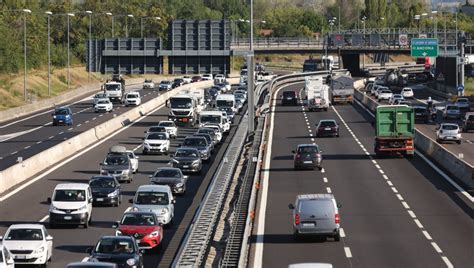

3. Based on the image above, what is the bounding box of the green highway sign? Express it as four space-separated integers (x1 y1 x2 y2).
411 38 439 57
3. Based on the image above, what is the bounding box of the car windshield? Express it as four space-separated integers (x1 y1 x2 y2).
184 138 207 146
54 109 69 115
170 98 192 108
319 121 336 127
127 94 139 99
415 108 427 113
161 81 171 85
145 79 152 83
148 127 165 133
121 213 156 226
95 238 134 254
105 84 120 91
159 122 174 127
135 192 169 205
299 200 333 214
283 92 295 98
195 134 211 142
95 94 107 98
447 106 459 111
53 190 86 202
298 146 319 154
457 99 468 103
154 169 181 178
201 115 221 124
442 124 458 130
98 100 109 104
104 155 129 166
5 229 43 241
234 93 245 99
174 79 183 83
146 133 167 140
381 90 392 94
216 100 234 108
90 178 116 188
176 149 199 157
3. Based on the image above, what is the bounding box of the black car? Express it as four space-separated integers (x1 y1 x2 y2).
315 119 339 137
182 136 211 162
89 176 121 207
413 106 430 124
149 167 188 195
88 236 143 268
172 78 185 88
171 147 202 174
281 91 297 106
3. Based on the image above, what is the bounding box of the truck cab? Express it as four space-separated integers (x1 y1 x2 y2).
104 81 124 103
199 110 228 132
168 93 198 125
216 94 236 113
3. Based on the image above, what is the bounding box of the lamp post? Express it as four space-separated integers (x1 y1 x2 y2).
125 14 134 38
22 9 31 101
45 11 52 96
67 13 75 90
362 16 366 72
85 11 92 83
431 10 438 38
414 14 421 34
140 16 161 38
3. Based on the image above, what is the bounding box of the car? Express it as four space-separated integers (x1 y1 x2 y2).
389 94 404 105
234 92 246 105
1 224 53 266
142 132 170 155
443 104 461 119
196 127 219 145
194 133 215 151
215 83 228 93
371 84 381 96
191 75 202 83
364 81 374 92
67 261 117 268
182 76 192 84
201 124 222 143
159 80 173 91
52 106 73 126
281 91 298 106
413 106 430 124
143 79 155 89
315 120 339 137
293 144 323 170
124 92 141 106
129 185 175 226
95 98 113 113
170 147 203 174
125 150 139 173
149 167 188 195
89 176 122 207
436 123 461 144
218 107 235 123
235 99 244 112
100 146 134 183
182 136 212 162
374 86 388 98
401 87 414 98
416 73 428 82
455 97 471 111
394 99 411 106
86 236 143 268
202 74 213 80
0 244 14 268
461 112 474 132
93 93 109 107
48 183 93 228
157 120 178 139
289 194 341 241
214 74 225 80
144 126 168 137
113 211 164 250
234 89 247 98
377 89 393 102
172 78 185 88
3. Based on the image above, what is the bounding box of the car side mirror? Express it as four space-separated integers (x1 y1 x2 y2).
183 175 189 179
144 131 147 133
86 247 93 254
291 150 296 154
140 249 146 254
128 198 134 204
47 197 52 204
88 198 93 204
172 199 176 204
112 221 119 228
46 235 53 241
337 202 342 208
288 204 295 210
6 258 14 265
99 162 103 166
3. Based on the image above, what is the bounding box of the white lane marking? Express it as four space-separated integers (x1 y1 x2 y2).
326 187 332 194
323 177 328 183
422 230 433 240
344 247 352 258
48 136 54 139
408 210 416 218
68 128 73 131
0 100 167 203
85 120 90 124
371 160 377 164
308 129 312 133
396 194 404 201
402 201 410 209
339 228 346 237
414 219 424 229
39 215 49 222
24 146 31 150
431 242 443 253
382 175 389 180
132 144 142 152
442 257 454 268
375 164 381 169
321 168 325 173
36 141 42 144
387 180 393 186
99 114 104 117
10 151 18 155
391 187 398 193
77 124 82 127
379 169 385 175
311 138 315 141
59 131 64 135
306 122 309 125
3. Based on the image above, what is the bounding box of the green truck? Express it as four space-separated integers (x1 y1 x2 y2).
375 105 415 158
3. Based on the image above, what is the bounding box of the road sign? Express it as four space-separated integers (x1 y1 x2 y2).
411 38 439 57
399 34 408 46
458 85 464 92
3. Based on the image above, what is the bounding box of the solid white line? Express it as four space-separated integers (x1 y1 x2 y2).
326 187 332 194
39 215 49 223
323 177 328 183
408 210 416 218
339 228 346 237
344 247 352 258
414 219 424 229
422 230 433 240
402 201 410 209
442 256 454 268
431 242 442 253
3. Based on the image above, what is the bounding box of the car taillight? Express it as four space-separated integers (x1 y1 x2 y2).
295 214 300 225
335 213 340 224
295 154 301 159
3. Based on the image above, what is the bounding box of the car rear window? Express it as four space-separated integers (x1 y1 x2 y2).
298 146 318 154
283 91 296 97
442 124 458 130
299 200 334 214
414 108 427 113
319 121 336 127
447 106 459 111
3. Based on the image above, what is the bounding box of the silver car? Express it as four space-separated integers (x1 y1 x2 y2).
290 194 341 241
455 97 470 111
443 104 461 119
436 123 461 144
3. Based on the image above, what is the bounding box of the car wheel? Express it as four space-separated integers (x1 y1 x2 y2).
143 150 148 155
436 138 441 143
457 140 461 144
334 232 341 242
83 219 89 229
49 221 56 229
293 230 300 241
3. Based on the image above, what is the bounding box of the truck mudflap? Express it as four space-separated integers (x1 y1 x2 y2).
374 138 414 158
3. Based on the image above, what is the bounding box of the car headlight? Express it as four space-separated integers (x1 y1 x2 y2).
126 258 137 266
53 115 57 119
149 231 159 237
192 160 200 165
144 142 149 147
34 246 44 254
161 208 169 215
122 169 130 175
78 204 88 211
100 169 108 175
175 183 183 188
115 230 122 236
172 159 180 164
108 189 119 197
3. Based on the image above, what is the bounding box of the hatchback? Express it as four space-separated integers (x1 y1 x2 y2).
52 107 73 126
401 87 414 98
436 123 461 144
443 104 461 119
281 91 297 106
455 97 471 111
315 120 339 137
461 112 474 132
293 144 322 170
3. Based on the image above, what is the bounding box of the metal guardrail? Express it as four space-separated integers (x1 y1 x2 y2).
173 115 249 267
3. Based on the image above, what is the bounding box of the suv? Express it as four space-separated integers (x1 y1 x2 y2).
182 136 212 162
461 112 474 132
89 176 122 207
293 144 323 170
100 146 134 183
113 211 164 250
48 183 93 228
129 185 175 226
86 236 143 267
290 194 341 241
124 92 141 106
95 98 113 113
413 106 430 124
455 97 471 111
281 91 297 106
315 120 339 137
443 104 462 119
143 132 170 155
159 80 172 91
436 123 462 144
171 147 202 174
143 79 155 89
149 167 188 195
52 107 73 126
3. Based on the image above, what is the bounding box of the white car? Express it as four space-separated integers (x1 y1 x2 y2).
202 74 213 80
374 86 388 98
93 92 109 107
1 224 53 266
143 132 170 155
129 185 175 226
0 244 14 268
95 98 113 113
143 79 155 89
436 123 461 144
378 89 393 102
124 92 141 106
127 150 139 173
201 124 222 143
401 87 414 98
158 121 178 139
182 76 192 84
389 94 404 105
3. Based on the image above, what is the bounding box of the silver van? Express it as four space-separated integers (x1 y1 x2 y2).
289 194 341 241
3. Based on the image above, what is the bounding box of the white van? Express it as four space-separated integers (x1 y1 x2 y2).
128 185 175 226
199 110 230 133
216 94 236 113
48 183 93 228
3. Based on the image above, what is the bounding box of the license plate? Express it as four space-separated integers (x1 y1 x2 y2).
15 255 26 259
183 165 189 168
96 198 104 201
303 161 312 164
302 223 315 227
325 127 331 130
64 216 72 220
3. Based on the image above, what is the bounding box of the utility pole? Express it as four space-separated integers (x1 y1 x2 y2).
247 0 255 135
86 11 92 83
46 11 52 96
23 9 31 102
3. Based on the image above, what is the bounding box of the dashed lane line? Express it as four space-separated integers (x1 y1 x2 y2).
344 247 353 258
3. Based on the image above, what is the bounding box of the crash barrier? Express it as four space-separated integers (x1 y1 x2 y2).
0 80 226 197
353 84 474 191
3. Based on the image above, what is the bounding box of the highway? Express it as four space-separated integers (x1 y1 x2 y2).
0 95 245 267
252 82 473 267
0 82 161 170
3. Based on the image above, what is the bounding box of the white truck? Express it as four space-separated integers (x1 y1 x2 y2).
199 110 230 133
190 88 206 110
168 91 199 126
305 76 330 112
216 94 236 113
103 81 124 103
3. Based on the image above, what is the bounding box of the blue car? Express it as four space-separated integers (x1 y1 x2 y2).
52 107 73 126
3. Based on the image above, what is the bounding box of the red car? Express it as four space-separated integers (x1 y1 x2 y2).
191 75 202 83
114 210 163 250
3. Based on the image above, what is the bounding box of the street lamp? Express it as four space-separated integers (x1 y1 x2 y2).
414 14 421 33
140 16 161 38
431 10 438 38
86 11 92 83
105 12 114 37
22 9 31 102
67 13 75 90
361 16 367 71
126 14 134 38
45 11 52 96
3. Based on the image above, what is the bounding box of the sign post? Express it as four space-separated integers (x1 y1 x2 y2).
411 38 439 57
